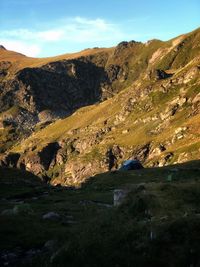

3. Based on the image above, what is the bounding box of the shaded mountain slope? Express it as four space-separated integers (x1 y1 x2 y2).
1 161 200 266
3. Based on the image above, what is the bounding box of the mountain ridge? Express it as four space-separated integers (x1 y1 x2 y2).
0 27 200 186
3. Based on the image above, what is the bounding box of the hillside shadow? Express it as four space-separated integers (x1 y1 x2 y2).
16 59 109 116
81 160 200 190
1 159 200 195
0 167 45 199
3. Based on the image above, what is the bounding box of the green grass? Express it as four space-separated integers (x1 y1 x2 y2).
1 160 200 266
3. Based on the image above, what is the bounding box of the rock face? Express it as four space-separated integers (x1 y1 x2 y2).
0 59 107 114
18 142 61 177
148 69 172 81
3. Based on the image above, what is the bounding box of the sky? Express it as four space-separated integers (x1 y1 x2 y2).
0 0 199 57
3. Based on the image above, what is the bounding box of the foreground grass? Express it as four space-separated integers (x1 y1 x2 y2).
0 160 200 266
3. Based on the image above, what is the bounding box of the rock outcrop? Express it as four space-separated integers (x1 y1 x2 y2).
0 45 6 50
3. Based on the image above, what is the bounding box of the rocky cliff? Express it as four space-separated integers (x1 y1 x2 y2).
0 28 200 185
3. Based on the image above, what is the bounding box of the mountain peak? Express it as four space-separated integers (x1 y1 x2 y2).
0 45 6 50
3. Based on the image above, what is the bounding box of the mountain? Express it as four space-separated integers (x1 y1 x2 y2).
0 28 200 186
0 27 200 267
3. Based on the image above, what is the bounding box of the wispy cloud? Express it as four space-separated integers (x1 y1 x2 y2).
0 16 138 56
0 17 124 42
0 39 41 57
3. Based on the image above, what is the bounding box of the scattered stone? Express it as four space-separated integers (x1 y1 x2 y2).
149 144 166 159
42 212 60 220
172 127 188 143
122 129 129 134
113 189 129 206
158 153 174 167
176 152 190 163
32 197 39 200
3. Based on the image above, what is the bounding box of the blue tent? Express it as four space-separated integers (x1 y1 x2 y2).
119 159 143 171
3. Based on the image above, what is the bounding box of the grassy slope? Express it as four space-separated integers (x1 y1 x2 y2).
10 72 200 171
0 27 200 184
0 160 200 266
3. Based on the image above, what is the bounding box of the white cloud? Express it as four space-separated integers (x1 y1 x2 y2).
0 16 136 56
60 17 124 43
38 30 65 41
0 40 41 57
0 17 122 43
73 17 111 31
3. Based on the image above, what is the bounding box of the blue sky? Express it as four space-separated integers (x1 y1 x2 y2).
0 0 199 57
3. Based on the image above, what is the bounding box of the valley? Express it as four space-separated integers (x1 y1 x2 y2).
0 26 200 267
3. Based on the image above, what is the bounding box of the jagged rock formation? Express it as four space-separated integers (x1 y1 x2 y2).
0 28 200 185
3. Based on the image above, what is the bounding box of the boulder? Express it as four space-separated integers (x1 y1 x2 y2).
172 127 188 143
132 143 151 162
158 153 174 167
42 212 60 220
113 189 129 206
149 144 166 159
21 142 61 176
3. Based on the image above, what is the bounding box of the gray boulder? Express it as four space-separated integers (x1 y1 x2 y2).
42 212 60 220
